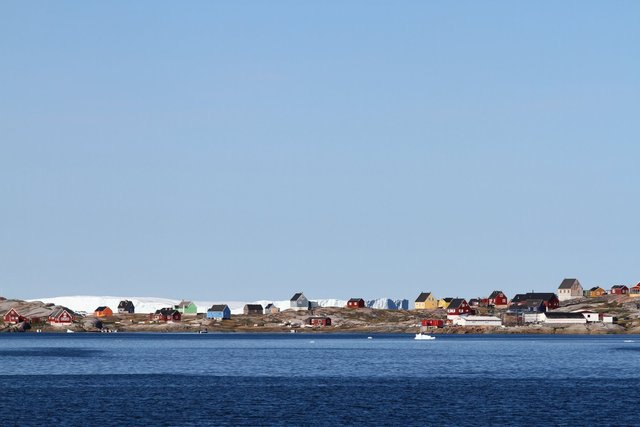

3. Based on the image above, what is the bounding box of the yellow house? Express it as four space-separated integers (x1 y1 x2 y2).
415 292 438 310
438 297 453 309
629 284 640 298
587 286 607 298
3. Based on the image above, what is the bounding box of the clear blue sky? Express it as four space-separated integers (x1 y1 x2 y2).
1 2 639 301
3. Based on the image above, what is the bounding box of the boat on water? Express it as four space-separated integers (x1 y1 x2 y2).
66 329 75 334
414 333 435 340
198 329 208 334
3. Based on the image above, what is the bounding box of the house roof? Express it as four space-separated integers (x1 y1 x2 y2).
118 300 134 307
175 300 194 308
589 286 604 291
511 293 557 303
290 293 305 301
448 298 467 309
544 312 586 319
244 304 263 310
440 297 453 302
95 306 109 312
488 291 504 299
415 292 432 302
49 307 75 318
559 278 580 289
156 308 179 315
348 298 365 303
611 285 628 289
208 304 229 312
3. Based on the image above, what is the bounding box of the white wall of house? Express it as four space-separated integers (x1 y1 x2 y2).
454 315 502 326
580 312 599 322
542 314 587 324
523 312 545 323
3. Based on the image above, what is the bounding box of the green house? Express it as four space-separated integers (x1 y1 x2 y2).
174 300 198 314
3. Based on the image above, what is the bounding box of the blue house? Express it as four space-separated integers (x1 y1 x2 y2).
207 304 231 320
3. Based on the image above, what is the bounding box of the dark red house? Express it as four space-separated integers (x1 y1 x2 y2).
447 299 472 316
3 308 23 324
610 285 629 295
48 308 75 325
151 308 182 322
306 317 332 327
488 291 508 307
347 298 366 309
510 293 560 310
421 319 444 328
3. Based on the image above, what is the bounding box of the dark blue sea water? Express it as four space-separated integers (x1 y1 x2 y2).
1 333 639 426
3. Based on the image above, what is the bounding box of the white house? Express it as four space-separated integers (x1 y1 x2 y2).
453 315 502 327
542 312 587 324
557 278 583 302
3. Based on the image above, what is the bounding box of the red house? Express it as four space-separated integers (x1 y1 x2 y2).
151 308 182 322
306 317 332 327
48 308 75 325
347 298 366 309
610 285 629 295
421 319 444 328
3 308 23 324
447 299 472 316
488 291 508 307
510 293 560 310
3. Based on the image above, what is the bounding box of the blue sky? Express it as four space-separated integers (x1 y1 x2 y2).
1 2 639 301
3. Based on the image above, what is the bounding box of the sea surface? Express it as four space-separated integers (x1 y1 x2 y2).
0 333 638 426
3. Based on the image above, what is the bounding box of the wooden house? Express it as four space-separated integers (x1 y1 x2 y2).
446 299 472 316
610 285 629 295
629 284 640 297
487 291 508 307
264 303 280 314
207 304 231 320
468 298 480 307
306 317 331 327
415 292 438 310
347 298 366 309
3 308 23 324
243 304 263 315
48 308 75 325
557 278 583 301
438 297 453 309
118 300 135 314
510 293 559 310
94 306 113 317
290 293 310 310
587 287 607 298
453 315 502 326
421 319 444 328
174 300 198 314
151 308 181 322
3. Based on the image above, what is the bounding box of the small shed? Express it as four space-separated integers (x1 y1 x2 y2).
421 319 444 328
244 304 264 315
94 306 113 317
306 317 331 327
207 304 231 320
587 287 607 298
347 298 366 309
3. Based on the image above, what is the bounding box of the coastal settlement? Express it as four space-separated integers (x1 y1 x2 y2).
2 279 640 334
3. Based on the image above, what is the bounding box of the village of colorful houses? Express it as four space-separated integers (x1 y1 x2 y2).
1 278 639 331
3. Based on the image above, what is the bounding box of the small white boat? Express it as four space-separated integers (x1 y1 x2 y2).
66 329 75 334
198 329 208 334
414 333 435 340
